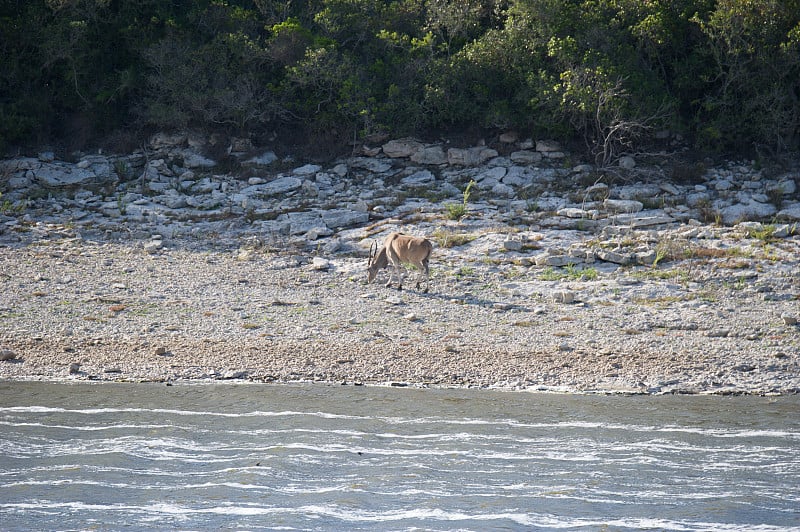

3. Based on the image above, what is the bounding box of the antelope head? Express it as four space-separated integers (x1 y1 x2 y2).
367 240 388 283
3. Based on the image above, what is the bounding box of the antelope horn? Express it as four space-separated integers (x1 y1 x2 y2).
368 241 377 265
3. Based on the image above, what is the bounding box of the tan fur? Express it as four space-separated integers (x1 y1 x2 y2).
367 232 432 292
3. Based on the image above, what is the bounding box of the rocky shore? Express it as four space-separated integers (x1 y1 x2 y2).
1 133 799 394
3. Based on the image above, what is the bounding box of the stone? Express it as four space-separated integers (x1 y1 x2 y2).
502 166 533 187
615 184 662 200
475 166 506 183
447 146 498 166
262 176 302 196
350 158 393 173
660 183 680 195
306 226 333 240
0 349 17 361
557 207 592 219
243 151 277 166
36 164 97 187
144 240 163 253
573 164 593 173
492 183 515 196
499 131 518 143
7 176 32 189
410 146 447 165
618 156 636 169
585 182 609 199
181 150 216 168
535 253 580 267
535 140 561 152
715 179 734 191
769 178 797 195
150 132 187 150
382 138 424 158
311 257 331 270
553 290 576 304
628 214 675 228
321 209 369 229
773 224 797 237
293 164 322 176
595 249 632 265
777 203 800 221
720 201 776 225
604 199 644 213
503 240 523 251
286 212 324 235
401 170 435 186
509 150 542 165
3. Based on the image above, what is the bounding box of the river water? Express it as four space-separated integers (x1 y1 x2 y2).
0 382 798 531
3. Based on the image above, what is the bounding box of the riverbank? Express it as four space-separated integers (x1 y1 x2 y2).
1 223 798 394
1 136 799 394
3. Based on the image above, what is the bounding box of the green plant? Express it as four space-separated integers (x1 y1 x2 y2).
0 193 25 215
445 180 475 221
431 228 477 248
747 224 777 243
116 193 128 215
114 160 132 180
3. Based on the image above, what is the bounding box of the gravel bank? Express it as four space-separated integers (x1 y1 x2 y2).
2 224 798 395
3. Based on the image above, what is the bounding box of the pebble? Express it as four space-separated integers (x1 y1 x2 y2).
553 291 576 304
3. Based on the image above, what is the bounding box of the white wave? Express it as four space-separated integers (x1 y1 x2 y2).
0 420 186 431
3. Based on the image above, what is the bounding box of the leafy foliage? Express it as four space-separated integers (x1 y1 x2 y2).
1 0 798 157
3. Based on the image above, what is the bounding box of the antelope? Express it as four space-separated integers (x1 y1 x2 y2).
367 232 433 292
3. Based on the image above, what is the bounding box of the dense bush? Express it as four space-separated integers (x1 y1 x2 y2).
1 0 798 159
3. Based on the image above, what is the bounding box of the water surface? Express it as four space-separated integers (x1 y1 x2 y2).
1 382 798 531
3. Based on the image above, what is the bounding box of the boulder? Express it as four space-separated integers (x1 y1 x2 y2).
595 249 632 265
502 167 533 187
447 146 498 166
382 138 424 158
492 183 515 196
262 176 303 196
349 158 393 173
150 132 187 150
618 156 636 169
476 166 506 183
535 140 561 152
181 149 216 169
243 151 278 166
36 163 97 187
777 203 800 221
320 208 369 228
721 200 777 225
401 170 435 186
286 212 324 235
604 199 644 213
410 146 447 165
558 207 594 219
509 150 542 165
292 164 322 176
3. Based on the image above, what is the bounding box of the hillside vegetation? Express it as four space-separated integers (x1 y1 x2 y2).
1 0 798 160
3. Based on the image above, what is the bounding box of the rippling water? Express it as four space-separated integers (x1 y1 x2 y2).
1 382 798 531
